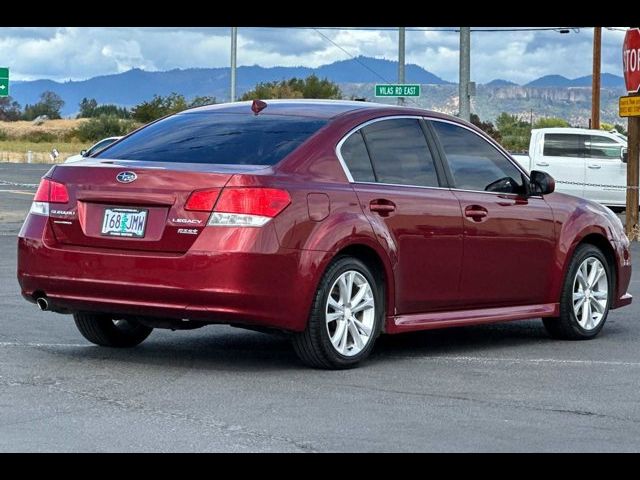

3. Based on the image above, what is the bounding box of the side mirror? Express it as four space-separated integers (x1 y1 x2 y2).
530 170 555 195
80 149 87 156
621 147 628 163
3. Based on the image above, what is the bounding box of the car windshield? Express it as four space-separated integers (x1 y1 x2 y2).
96 113 328 165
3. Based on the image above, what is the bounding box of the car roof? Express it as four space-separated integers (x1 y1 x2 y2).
183 99 446 120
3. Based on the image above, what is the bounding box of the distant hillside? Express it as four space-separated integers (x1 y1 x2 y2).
525 75 574 87
8 58 627 124
10 56 449 116
486 79 518 87
525 73 624 88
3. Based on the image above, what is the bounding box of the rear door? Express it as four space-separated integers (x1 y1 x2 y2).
429 119 556 308
584 134 627 206
339 117 464 314
538 133 586 199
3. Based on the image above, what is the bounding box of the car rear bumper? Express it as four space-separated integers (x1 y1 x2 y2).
17 214 324 332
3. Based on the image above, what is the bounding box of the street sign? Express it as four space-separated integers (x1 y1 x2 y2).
620 95 640 117
375 84 421 98
0 67 8 97
623 29 640 93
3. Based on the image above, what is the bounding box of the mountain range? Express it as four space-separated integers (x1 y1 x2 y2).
7 56 627 124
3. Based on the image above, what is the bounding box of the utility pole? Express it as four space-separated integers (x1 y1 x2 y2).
591 26 602 130
230 27 237 102
398 27 406 106
459 27 471 122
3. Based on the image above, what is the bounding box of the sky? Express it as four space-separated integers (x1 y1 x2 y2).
0 27 629 84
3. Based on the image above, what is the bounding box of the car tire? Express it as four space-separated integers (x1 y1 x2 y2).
292 256 384 369
543 244 612 340
73 313 153 348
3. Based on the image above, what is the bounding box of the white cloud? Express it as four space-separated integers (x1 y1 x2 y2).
0 27 629 83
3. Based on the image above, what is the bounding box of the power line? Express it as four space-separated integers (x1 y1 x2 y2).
276 26 584 33
312 29 392 84
312 28 421 107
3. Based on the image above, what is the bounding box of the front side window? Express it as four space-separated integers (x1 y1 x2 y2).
431 120 525 194
361 118 440 187
97 113 328 165
543 134 588 158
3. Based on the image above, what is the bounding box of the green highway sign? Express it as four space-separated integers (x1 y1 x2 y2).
375 84 420 97
0 67 8 97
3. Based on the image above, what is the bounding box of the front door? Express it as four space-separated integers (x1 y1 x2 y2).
430 120 556 308
538 132 586 199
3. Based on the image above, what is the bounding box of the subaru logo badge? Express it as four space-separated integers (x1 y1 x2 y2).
116 171 137 184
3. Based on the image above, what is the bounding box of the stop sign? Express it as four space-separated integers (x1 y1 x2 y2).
623 28 640 93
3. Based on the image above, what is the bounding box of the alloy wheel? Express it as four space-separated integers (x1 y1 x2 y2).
325 270 375 357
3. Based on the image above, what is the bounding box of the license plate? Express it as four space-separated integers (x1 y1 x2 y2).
101 208 148 238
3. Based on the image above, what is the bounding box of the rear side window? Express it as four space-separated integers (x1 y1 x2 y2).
340 131 376 182
543 134 588 158
96 113 328 165
361 118 440 187
431 120 525 194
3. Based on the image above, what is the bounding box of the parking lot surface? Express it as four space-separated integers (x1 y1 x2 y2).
1 162 640 452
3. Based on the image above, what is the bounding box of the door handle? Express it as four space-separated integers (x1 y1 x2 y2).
369 199 396 216
464 205 488 221
535 162 549 167
588 165 602 169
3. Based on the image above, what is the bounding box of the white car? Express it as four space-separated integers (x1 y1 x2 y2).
512 128 629 208
65 136 122 163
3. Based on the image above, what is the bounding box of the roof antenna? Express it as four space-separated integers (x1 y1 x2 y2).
251 99 267 115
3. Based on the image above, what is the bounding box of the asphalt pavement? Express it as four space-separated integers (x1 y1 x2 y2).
1 162 640 452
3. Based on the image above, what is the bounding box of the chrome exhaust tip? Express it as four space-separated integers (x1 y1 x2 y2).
36 297 49 311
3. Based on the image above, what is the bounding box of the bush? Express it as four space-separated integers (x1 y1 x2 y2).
73 115 138 142
0 129 7 141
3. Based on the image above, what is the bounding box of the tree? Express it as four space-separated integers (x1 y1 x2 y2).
78 98 131 119
131 93 181 123
131 93 217 123
189 96 216 108
78 97 98 118
495 112 532 152
533 117 570 129
240 75 342 101
470 113 501 143
22 90 65 120
0 96 22 121
613 124 627 136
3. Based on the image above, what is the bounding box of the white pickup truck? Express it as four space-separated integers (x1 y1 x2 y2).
512 128 629 209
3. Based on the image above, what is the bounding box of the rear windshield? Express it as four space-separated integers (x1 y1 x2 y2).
96 113 328 165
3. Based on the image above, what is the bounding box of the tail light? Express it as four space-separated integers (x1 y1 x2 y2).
185 188 221 212
208 187 290 227
30 178 70 216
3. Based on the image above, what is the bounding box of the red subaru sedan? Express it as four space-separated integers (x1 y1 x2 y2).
17 100 632 369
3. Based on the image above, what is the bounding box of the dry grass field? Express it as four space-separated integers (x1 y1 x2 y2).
0 119 91 163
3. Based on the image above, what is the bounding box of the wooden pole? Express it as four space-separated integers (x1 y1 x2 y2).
592 27 602 130
626 110 640 240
